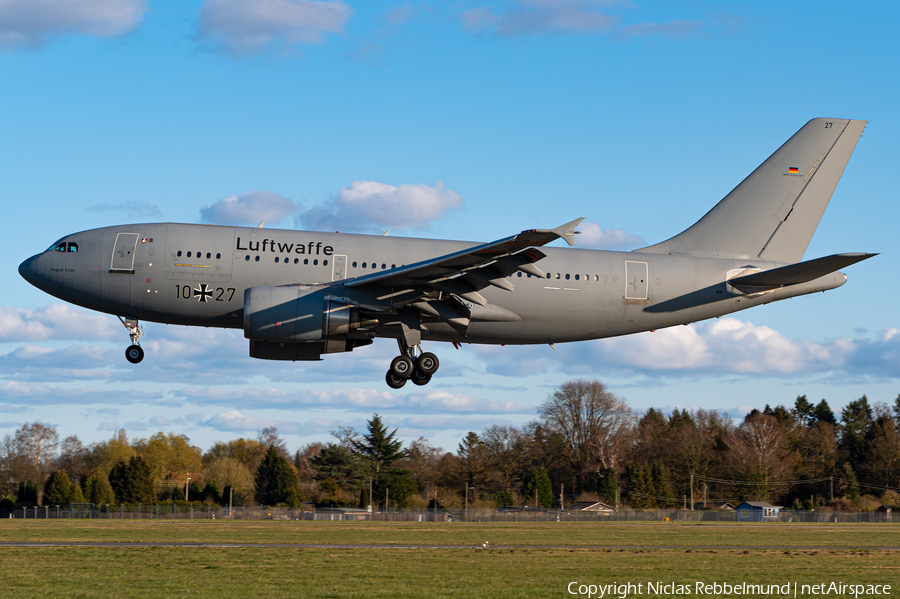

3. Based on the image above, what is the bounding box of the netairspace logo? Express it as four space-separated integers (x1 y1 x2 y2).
567 581 893 598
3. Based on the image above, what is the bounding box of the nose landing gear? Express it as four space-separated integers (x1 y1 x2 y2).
118 316 144 364
385 343 440 389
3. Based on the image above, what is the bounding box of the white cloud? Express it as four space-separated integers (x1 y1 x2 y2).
407 390 532 414
576 221 645 250
199 190 298 226
301 180 464 233
0 0 146 50
587 318 848 375
0 305 119 342
197 0 353 55
462 0 618 37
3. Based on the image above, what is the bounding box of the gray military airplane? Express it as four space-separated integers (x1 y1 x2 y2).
19 118 875 389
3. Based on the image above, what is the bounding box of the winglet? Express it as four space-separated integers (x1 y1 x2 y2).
553 217 585 247
516 217 585 247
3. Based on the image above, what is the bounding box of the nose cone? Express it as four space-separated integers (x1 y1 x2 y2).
18 255 40 288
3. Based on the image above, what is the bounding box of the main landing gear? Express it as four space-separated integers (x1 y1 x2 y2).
118 316 144 364
385 344 440 389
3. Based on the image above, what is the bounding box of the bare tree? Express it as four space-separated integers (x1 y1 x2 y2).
14 422 59 485
481 425 527 492
537 379 632 493
257 427 288 458
725 413 794 499
57 435 88 483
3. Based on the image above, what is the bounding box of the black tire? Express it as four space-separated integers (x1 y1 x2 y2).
385 371 407 389
125 344 144 364
411 370 432 386
416 352 439 375
389 355 414 379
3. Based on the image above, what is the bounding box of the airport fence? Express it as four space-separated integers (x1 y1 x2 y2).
1 505 898 523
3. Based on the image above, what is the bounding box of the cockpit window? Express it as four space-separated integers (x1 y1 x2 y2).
66 243 78 253
54 243 66 252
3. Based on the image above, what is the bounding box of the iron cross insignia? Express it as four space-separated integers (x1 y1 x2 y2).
194 283 213 303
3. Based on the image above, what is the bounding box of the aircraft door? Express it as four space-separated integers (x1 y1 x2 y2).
332 255 347 281
624 261 648 300
110 233 139 272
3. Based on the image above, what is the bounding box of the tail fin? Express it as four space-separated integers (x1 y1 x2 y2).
634 118 867 262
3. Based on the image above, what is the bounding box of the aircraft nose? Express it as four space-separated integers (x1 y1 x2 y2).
18 255 40 288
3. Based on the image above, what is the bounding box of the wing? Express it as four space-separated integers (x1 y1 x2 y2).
333 217 584 337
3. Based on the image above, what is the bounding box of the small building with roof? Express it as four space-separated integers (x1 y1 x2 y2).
564 501 615 513
735 501 781 522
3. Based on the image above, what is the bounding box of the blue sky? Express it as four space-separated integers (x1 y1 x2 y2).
1 0 898 454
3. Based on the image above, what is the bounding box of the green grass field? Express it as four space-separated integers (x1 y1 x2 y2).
0 521 896 598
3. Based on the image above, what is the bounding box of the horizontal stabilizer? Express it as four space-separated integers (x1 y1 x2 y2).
729 253 876 291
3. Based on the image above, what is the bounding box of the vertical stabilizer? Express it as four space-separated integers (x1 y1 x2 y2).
634 118 866 263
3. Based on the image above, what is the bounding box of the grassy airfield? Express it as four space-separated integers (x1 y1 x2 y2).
0 521 897 598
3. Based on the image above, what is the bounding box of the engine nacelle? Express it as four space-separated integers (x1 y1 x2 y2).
243 286 373 354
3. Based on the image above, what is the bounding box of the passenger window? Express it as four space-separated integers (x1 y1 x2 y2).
546 273 551 279
294 258 299 264
323 260 328 266
517 272 522 277
391 264 396 269
565 274 570 280
314 259 318 265
206 252 211 259
177 251 182 257
594 275 599 281
187 252 192 258
245 255 250 261
66 243 78 253
352 262 358 268
304 259 309 265
381 263 386 269
574 274 579 280
275 257 280 263
216 253 221 259
254 256 260 262
362 262 367 268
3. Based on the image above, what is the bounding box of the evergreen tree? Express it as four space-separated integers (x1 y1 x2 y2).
358 486 370 509
108 456 155 504
172 486 185 501
794 395 816 427
43 470 74 507
310 444 366 493
69 482 85 505
16 480 39 507
626 464 656 508
813 399 837 426
522 466 554 507
379 472 418 508
83 469 116 506
652 464 675 507
841 463 860 499
255 445 299 506
597 468 618 506
202 481 222 504
350 414 406 486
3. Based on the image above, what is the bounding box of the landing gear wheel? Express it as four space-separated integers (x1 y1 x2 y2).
389 355 414 379
411 370 432 386
125 344 144 364
385 371 407 389
416 352 439 376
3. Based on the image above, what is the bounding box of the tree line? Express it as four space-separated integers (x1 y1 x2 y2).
2 379 899 511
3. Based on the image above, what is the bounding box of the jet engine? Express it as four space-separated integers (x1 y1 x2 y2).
243 286 375 359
